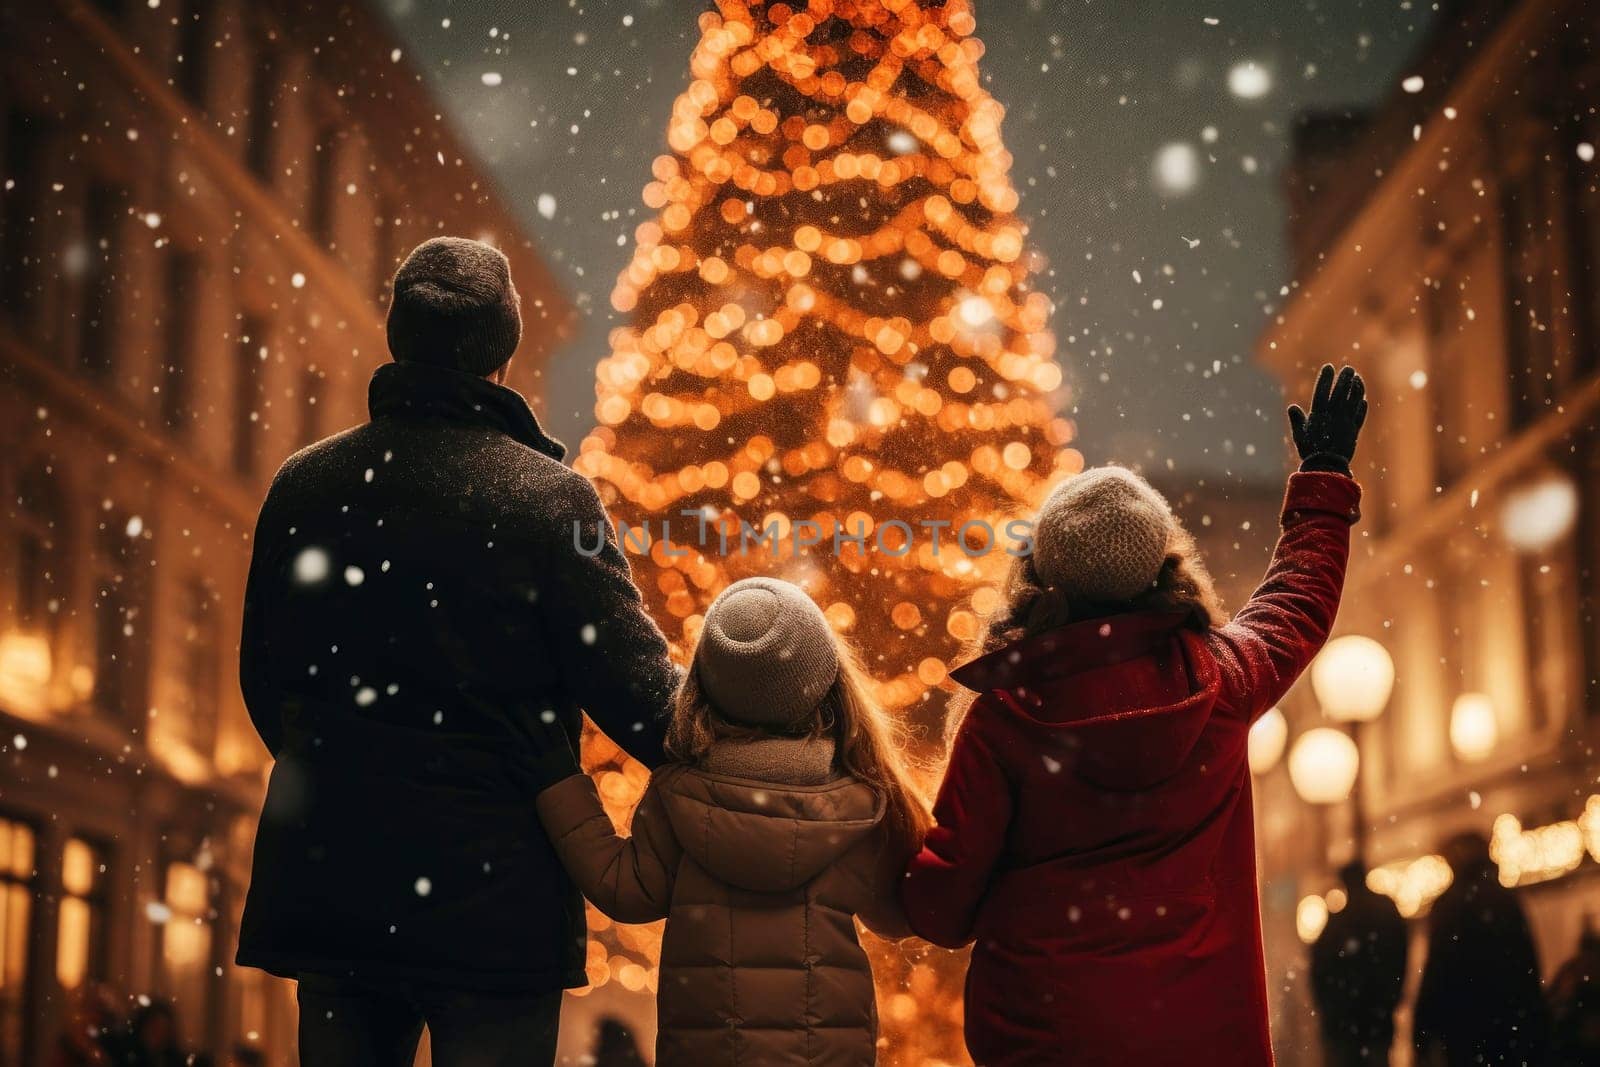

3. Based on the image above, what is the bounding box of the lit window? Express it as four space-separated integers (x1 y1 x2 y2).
0 816 36 1066
160 861 213 1046
57 838 109 990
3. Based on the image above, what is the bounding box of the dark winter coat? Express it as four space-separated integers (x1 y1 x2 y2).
235 361 679 993
902 471 1362 1067
1310 883 1408 1064
537 738 913 1066
1549 928 1600 1064
1414 860 1550 1066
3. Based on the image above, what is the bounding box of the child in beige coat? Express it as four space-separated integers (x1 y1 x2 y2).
532 577 929 1066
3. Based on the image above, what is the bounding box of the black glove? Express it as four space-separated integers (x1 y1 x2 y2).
1287 364 1367 475
467 693 583 793
516 709 583 793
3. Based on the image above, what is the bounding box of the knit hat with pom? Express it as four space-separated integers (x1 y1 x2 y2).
695 577 840 730
1032 466 1176 603
386 237 522 376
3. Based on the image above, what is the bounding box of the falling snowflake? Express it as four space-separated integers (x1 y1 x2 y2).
293 547 331 585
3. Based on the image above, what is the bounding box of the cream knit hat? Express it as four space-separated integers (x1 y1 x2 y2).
695 578 840 730
1032 466 1175 602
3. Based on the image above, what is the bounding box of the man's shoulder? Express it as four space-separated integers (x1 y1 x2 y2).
490 433 590 490
268 423 368 489
270 419 581 490
259 419 606 543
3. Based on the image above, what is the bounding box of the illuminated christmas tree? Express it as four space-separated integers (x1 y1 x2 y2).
572 2 1071 1060
579 0 1071 715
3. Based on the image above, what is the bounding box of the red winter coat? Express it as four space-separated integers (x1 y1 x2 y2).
902 471 1361 1066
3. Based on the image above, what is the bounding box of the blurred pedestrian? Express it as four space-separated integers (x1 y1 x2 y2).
223 1046 265 1067
1414 832 1550 1066
50 983 118 1067
1311 861 1409 1065
1549 919 1600 1065
113 1000 186 1067
591 1016 647 1066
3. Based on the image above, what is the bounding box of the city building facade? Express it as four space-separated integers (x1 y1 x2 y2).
0 2 568 1063
1256 0 1600 1058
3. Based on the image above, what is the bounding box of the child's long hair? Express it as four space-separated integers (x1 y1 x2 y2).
666 636 933 851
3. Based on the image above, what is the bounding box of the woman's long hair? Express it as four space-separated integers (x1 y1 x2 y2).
981 520 1227 652
946 521 1228 736
666 636 933 851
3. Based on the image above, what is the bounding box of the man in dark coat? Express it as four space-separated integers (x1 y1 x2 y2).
1311 861 1409 1065
235 237 679 1066
1414 831 1551 1067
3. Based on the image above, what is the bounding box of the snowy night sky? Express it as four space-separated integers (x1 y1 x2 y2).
381 0 1436 484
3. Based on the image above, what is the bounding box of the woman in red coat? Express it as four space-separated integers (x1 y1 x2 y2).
902 365 1368 1066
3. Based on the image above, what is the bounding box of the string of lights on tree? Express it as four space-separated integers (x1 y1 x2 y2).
575 0 1073 718
572 3 1070 1060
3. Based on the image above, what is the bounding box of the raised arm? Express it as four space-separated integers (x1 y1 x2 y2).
537 771 681 924
1210 472 1361 719
900 706 1015 948
538 473 682 769
1210 365 1367 720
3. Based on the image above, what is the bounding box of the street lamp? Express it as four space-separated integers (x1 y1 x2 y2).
1449 692 1498 762
1295 893 1330 944
1288 727 1360 804
1311 635 1395 723
1308 635 1394 860
1248 707 1288 776
1500 470 1578 552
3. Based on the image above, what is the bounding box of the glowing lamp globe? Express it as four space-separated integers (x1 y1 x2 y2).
1449 692 1498 762
1295 894 1329 944
1500 471 1578 552
1247 707 1289 776
1311 635 1394 723
1288 727 1360 805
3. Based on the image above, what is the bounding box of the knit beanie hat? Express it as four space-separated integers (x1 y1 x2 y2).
1032 466 1176 603
695 578 840 730
386 237 522 376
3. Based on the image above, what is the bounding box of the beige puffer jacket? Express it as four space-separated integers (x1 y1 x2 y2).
537 738 911 1066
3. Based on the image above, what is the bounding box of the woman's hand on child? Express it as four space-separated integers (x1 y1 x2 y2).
1287 363 1367 475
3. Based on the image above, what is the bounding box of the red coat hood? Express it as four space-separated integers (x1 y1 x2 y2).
949 611 1221 791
